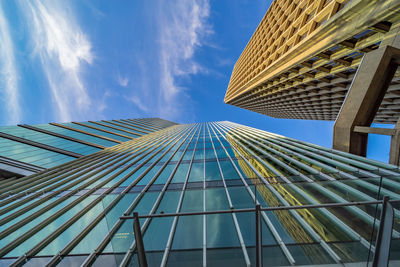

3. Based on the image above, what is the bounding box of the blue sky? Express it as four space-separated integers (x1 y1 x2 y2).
0 0 392 162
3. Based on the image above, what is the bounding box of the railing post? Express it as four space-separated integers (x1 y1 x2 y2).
372 196 394 267
133 212 148 267
256 204 263 267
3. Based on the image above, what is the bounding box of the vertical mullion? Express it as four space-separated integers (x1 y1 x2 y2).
8 125 189 265
0 126 175 204
160 124 201 267
216 122 342 264
81 125 190 266
60 124 193 267
238 125 400 198
210 122 296 265
118 125 198 266
225 124 399 240
228 124 390 248
0 127 179 225
0 135 160 223
207 123 251 266
202 124 206 267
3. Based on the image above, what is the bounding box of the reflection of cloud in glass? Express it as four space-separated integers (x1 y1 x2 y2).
189 162 204 182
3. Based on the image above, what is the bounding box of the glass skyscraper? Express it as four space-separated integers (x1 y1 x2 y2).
0 118 175 178
0 120 399 266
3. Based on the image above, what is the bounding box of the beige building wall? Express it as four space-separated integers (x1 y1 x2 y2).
225 0 400 124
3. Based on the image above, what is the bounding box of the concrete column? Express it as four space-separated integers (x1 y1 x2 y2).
333 45 400 156
389 118 400 165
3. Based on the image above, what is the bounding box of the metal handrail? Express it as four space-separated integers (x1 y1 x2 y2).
120 199 400 220
122 198 398 267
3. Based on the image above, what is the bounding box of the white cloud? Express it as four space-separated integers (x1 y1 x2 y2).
0 3 21 124
124 95 149 113
117 74 129 87
122 0 211 122
20 0 93 122
156 0 211 120
98 91 111 112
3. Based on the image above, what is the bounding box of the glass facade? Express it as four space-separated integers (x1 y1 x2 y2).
0 118 176 175
0 121 399 266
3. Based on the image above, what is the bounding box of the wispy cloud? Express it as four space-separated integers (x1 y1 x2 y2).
20 0 93 122
117 74 129 87
0 3 21 124
156 0 211 120
122 0 211 122
124 95 149 112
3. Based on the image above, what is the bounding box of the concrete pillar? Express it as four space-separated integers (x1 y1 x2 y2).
333 45 400 156
389 118 400 165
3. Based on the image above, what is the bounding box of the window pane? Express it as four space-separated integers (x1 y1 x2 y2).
143 191 180 251
171 163 189 183
220 160 241 179
205 161 222 181
154 164 176 184
189 163 204 182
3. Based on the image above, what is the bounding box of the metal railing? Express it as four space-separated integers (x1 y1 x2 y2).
121 198 399 267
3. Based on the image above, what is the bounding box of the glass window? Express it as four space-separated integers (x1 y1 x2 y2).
247 245 289 266
171 149 184 161
204 149 216 159
204 142 214 149
0 196 75 234
89 121 140 138
232 159 253 179
183 149 193 160
6 196 94 257
187 142 197 150
38 195 118 256
171 163 189 183
137 165 162 186
61 123 129 142
215 148 227 159
188 163 204 182
171 189 203 250
207 213 239 248
228 186 254 209
154 164 176 184
35 124 118 147
224 147 237 158
143 191 181 251
101 120 144 136
220 160 241 179
287 243 335 265
194 148 204 160
0 137 75 168
207 247 246 267
107 192 159 254
57 256 88 266
167 248 202 267
171 215 202 250
182 190 203 212
0 126 100 156
205 188 239 253
160 151 174 162
206 188 228 211
205 161 222 181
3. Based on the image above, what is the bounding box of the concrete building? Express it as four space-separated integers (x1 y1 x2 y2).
0 121 399 266
224 0 400 165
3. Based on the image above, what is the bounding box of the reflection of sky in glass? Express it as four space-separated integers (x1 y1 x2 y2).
188 162 204 182
1 121 399 266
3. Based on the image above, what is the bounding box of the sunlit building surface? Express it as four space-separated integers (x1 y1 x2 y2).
224 0 400 123
0 121 399 266
0 118 175 178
